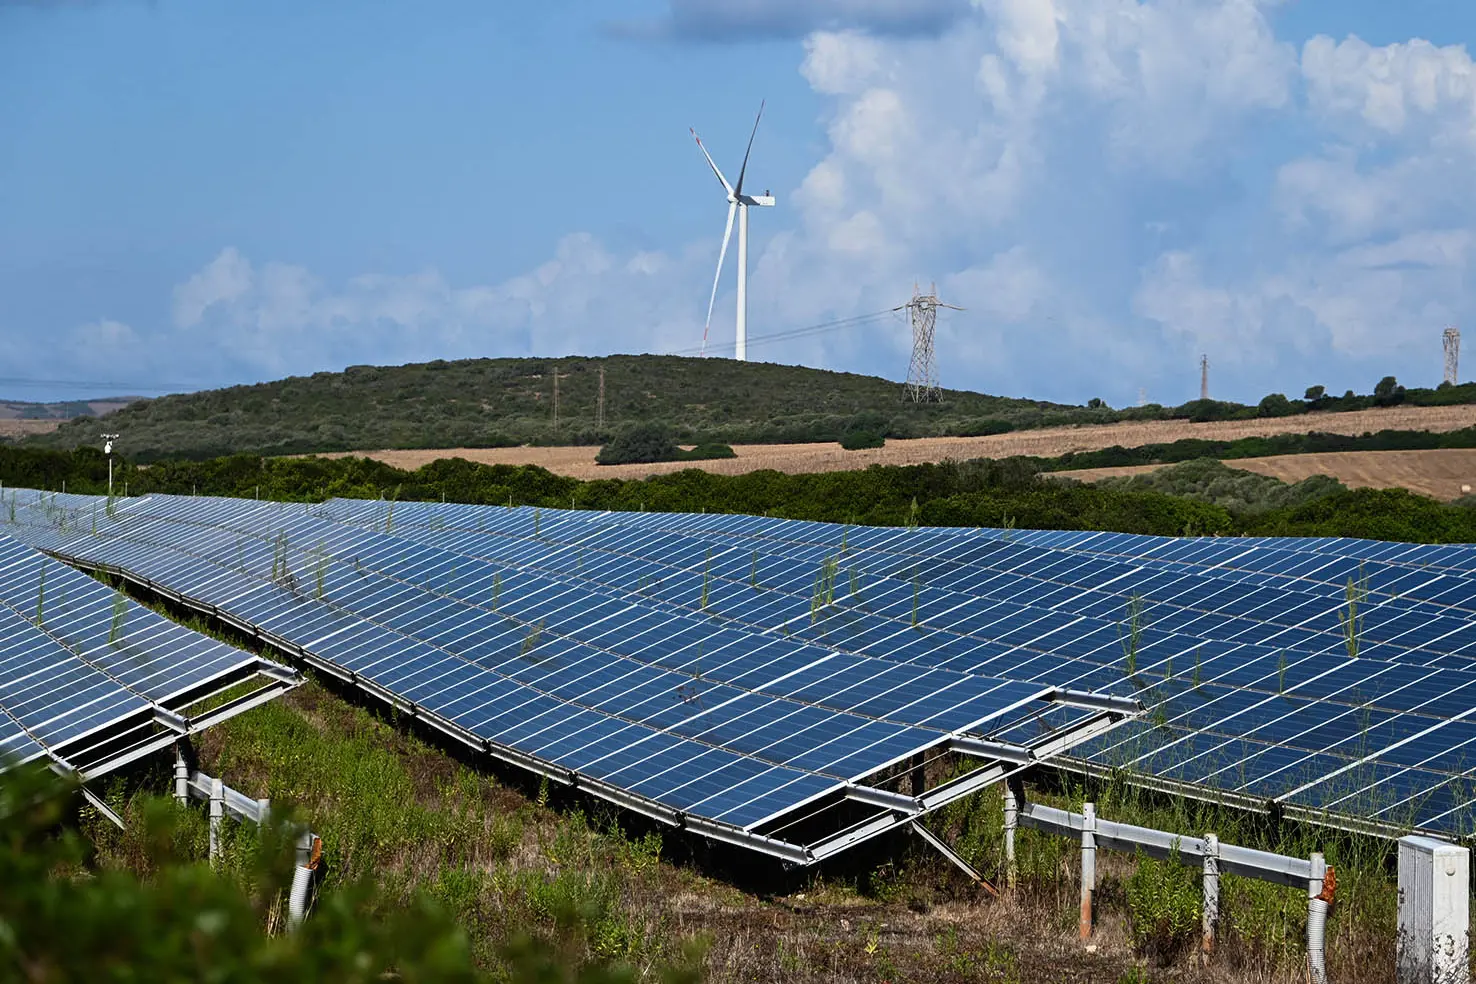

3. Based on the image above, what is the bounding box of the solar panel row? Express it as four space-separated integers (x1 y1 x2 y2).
0 511 301 779
1 491 1129 863
309 499 1476 838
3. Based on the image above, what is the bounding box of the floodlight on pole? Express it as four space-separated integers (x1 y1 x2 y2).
102 433 119 498
692 102 775 362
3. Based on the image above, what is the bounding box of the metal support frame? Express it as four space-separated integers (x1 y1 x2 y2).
43 543 1139 870
1397 836 1468 984
1202 832 1220 959
1080 802 1097 941
910 820 996 895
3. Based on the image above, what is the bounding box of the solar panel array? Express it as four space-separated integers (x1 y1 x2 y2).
311 498 1476 839
0 491 1129 863
0 497 301 779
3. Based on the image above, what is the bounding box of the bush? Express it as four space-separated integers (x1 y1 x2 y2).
839 431 885 451
595 425 679 466
679 443 736 461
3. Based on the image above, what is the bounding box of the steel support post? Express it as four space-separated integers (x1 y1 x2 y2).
1003 779 1020 889
1307 852 1329 984
208 776 224 865
173 744 189 806
1202 832 1220 960
1080 802 1096 941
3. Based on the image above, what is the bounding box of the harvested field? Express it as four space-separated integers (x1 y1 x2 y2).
0 419 62 438
1058 448 1476 501
323 404 1476 480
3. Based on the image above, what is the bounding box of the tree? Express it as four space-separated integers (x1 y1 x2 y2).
1087 397 1107 410
595 425 679 466
1257 393 1296 418
1373 375 1406 406
1304 385 1326 402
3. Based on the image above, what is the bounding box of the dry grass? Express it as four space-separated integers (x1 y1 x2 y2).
1055 447 1476 501
317 404 1476 480
154 683 1389 984
0 418 62 437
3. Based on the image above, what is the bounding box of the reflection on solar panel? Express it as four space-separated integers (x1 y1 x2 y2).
0 491 1135 864
298 498 1476 840
0 510 301 781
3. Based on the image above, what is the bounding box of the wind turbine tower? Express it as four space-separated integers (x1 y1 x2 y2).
693 103 775 362
1444 326 1461 386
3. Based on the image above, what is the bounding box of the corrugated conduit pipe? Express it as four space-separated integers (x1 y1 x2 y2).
1306 853 1335 984
287 831 322 930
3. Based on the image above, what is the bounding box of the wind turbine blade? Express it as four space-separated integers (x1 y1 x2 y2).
691 128 733 197
702 201 738 356
733 100 765 199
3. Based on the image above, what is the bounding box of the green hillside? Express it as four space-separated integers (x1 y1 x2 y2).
26 355 1110 462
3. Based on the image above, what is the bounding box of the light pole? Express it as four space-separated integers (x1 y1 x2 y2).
102 434 119 497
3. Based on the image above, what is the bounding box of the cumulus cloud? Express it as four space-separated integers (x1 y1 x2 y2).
46 1 1476 405
604 0 970 42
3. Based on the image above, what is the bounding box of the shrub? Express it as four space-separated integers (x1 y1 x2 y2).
1256 393 1299 417
679 443 736 461
595 425 679 465
839 431 886 451
1373 375 1406 406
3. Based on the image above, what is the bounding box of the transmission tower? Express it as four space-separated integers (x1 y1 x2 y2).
1444 326 1461 386
596 365 606 430
896 283 962 403
1199 354 1209 401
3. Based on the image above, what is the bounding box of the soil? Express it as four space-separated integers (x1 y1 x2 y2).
1057 448 1476 501
322 404 1476 481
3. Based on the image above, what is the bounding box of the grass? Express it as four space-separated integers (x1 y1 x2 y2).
72 665 1439 984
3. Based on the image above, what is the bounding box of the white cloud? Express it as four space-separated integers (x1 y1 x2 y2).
49 1 1476 406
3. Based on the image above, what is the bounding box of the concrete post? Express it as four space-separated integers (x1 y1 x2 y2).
1003 780 1020 889
173 744 189 805
1399 836 1471 984
1202 832 1220 960
208 776 224 865
1080 802 1096 941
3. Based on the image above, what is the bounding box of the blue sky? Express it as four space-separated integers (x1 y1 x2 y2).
3 0 1475 407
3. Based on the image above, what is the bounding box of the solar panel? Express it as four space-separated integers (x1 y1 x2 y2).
307 498 1476 839
0 492 1134 863
0 516 301 779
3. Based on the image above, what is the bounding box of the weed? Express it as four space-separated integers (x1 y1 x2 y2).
1118 592 1146 679
1126 846 1200 965
108 590 127 646
1340 563 1369 659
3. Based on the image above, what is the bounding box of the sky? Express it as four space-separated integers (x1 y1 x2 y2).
3 0 1476 407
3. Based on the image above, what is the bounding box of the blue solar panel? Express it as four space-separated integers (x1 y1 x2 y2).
302 497 1476 839
1 492 1112 860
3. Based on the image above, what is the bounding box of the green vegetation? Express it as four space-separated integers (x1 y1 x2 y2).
1092 458 1346 514
595 425 737 466
12 443 1476 544
22 354 1476 461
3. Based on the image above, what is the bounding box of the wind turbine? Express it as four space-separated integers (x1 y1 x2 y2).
692 102 775 361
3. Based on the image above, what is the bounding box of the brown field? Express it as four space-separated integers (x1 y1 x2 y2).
0 419 62 438
322 403 1476 480
1057 448 1476 501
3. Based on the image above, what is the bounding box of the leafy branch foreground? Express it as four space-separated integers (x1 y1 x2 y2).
4 677 1415 984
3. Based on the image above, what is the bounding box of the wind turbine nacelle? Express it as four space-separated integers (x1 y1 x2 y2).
738 194 775 207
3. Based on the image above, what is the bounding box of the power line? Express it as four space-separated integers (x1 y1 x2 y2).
670 309 894 358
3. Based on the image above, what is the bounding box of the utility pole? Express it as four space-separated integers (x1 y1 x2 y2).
1200 355 1209 401
551 365 570 434
1444 326 1461 386
596 365 606 431
897 283 962 403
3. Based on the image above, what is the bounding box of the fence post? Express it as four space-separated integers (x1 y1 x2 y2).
1307 852 1329 984
1202 832 1220 961
1003 780 1020 890
173 744 189 806
209 776 224 865
1080 802 1096 941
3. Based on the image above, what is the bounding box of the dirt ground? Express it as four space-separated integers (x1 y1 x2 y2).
1056 448 1476 501
0 419 61 438
323 404 1476 480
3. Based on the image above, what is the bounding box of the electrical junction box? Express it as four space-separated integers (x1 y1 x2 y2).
1398 836 1469 984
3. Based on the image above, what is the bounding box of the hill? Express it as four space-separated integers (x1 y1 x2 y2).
27 355 1106 462
0 396 135 438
